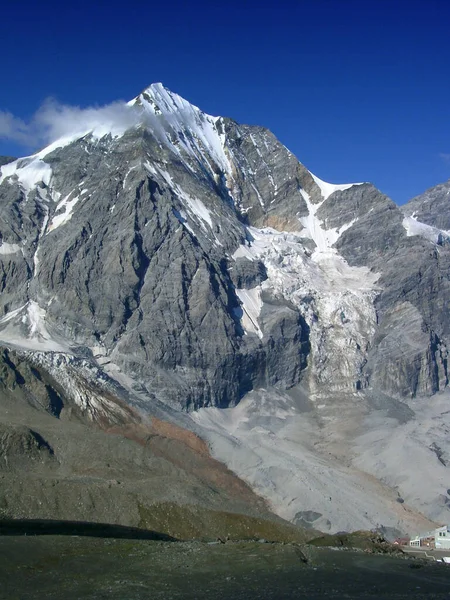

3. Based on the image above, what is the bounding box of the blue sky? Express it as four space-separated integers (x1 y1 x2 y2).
1 0 449 204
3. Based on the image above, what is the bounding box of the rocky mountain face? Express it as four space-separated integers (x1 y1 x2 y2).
0 83 449 535
0 346 311 541
404 178 450 231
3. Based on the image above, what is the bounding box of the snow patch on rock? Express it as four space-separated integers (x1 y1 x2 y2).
299 188 356 254
232 220 379 396
235 287 263 338
309 171 364 200
0 156 52 196
0 242 21 255
0 301 69 352
47 193 81 233
402 215 450 245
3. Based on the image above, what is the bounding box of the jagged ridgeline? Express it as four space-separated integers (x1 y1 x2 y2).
0 83 449 412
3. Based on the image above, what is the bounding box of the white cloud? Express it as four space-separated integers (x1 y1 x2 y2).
34 98 141 142
0 98 141 151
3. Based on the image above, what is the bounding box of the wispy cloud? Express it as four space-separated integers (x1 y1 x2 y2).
0 111 34 146
0 98 141 151
439 153 450 166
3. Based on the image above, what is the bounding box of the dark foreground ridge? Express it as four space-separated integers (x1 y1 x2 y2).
2 534 450 600
0 519 177 541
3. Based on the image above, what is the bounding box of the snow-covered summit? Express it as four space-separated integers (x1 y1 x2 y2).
133 82 214 119
131 82 233 177
0 83 364 204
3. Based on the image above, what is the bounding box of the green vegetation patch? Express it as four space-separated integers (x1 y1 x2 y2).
138 501 315 543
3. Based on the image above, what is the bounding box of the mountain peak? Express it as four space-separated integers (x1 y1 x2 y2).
133 81 214 120
1 81 450 538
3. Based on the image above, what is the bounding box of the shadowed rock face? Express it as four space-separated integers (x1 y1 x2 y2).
0 83 448 414
328 184 450 398
0 99 314 411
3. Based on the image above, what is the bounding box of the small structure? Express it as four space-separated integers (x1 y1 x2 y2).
435 525 450 549
409 531 435 547
410 525 450 549
393 537 410 546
